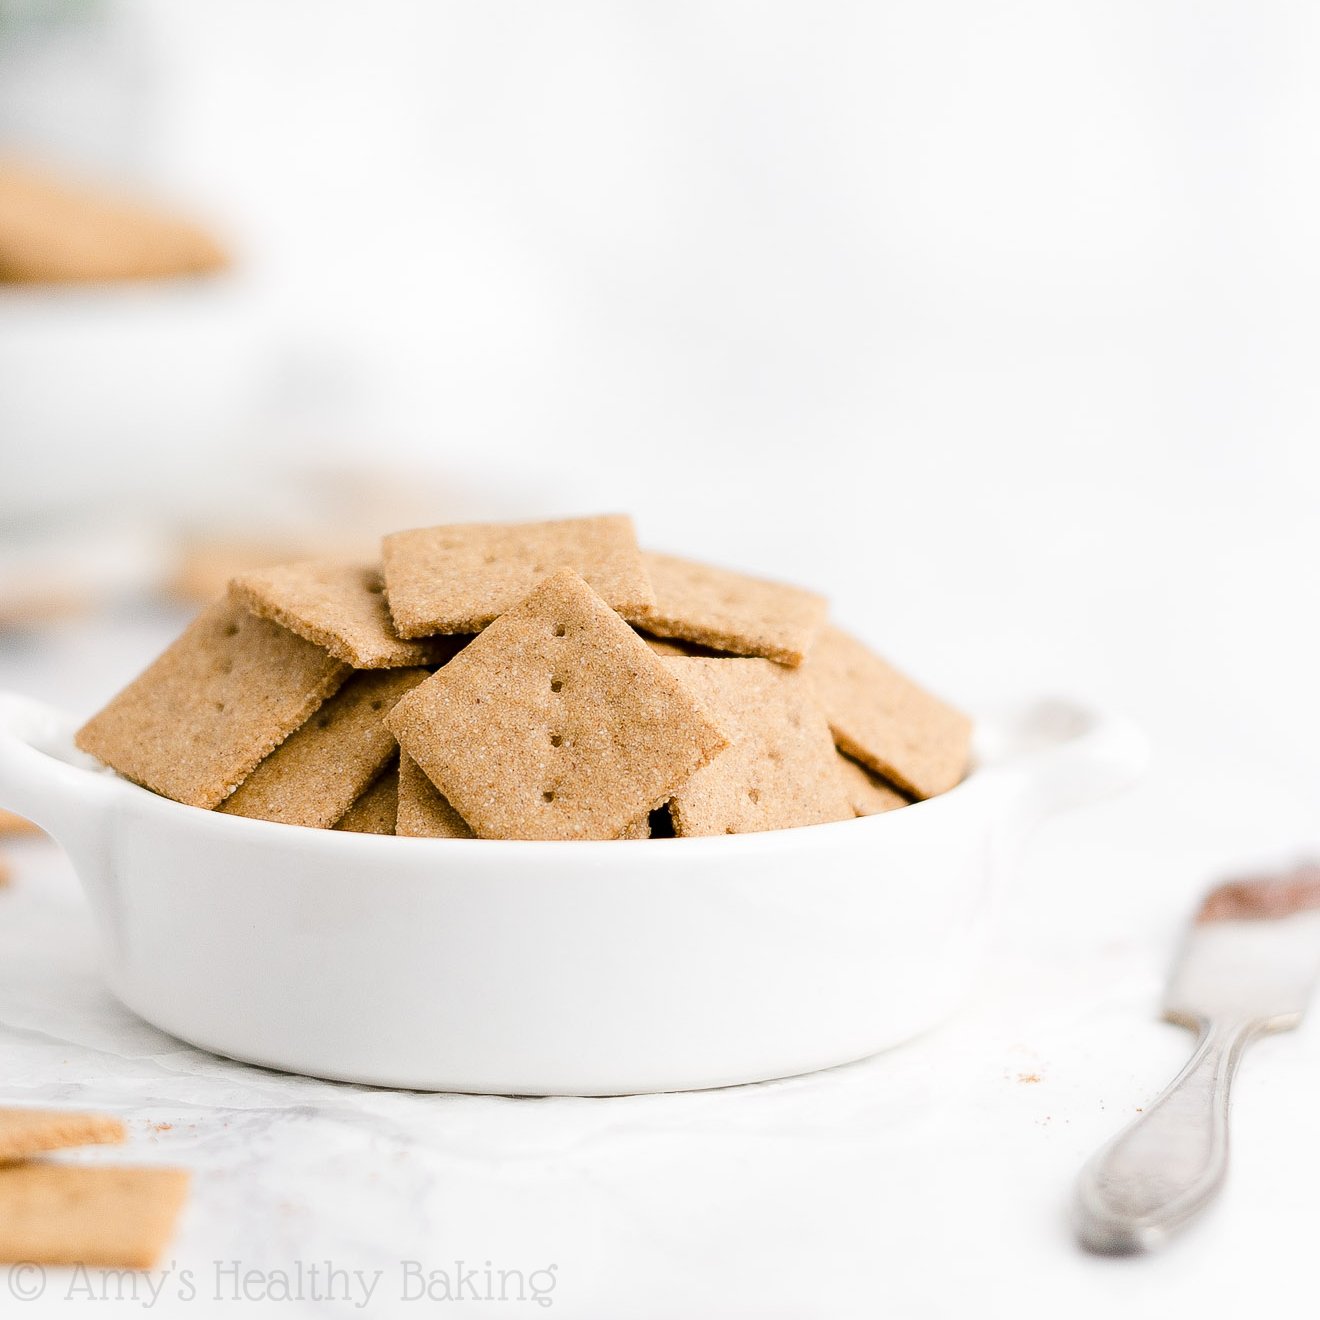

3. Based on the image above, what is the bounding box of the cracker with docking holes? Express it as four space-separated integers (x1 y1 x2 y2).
395 752 473 839
382 514 654 637
387 570 728 840
76 599 351 809
334 762 399 835
0 1164 189 1268
835 753 911 817
221 668 428 828
665 658 853 836
805 626 971 800
230 560 467 669
0 1109 124 1164
636 551 827 667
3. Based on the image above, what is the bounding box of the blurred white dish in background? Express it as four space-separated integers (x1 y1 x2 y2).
0 692 1145 1095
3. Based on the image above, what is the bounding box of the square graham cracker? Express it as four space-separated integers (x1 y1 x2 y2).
0 1110 124 1164
805 626 971 800
230 560 468 669
835 752 911 817
76 599 350 809
0 1164 189 1268
395 752 473 838
636 551 827 667
665 658 853 836
387 570 728 840
381 514 654 637
221 668 428 828
334 762 399 834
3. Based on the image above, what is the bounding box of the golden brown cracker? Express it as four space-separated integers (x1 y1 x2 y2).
0 158 226 285
835 753 911 817
76 599 351 809
636 551 827 666
221 668 427 828
805 626 971 799
0 1109 125 1164
230 560 466 669
388 570 727 840
0 809 41 837
395 752 473 838
665 658 853 836
382 514 654 637
0 1164 189 1268
333 762 399 834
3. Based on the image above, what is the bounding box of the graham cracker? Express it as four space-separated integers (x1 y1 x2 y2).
636 551 827 667
334 762 399 834
230 560 467 669
835 752 911 817
76 599 351 809
665 658 853 836
381 514 654 637
221 668 428 828
387 570 728 840
395 752 473 839
0 854 9 887
0 159 226 285
0 1109 125 1164
0 1164 189 1268
0 809 41 837
805 626 971 799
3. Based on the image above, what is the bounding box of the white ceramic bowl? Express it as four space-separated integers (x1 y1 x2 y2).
0 692 1145 1095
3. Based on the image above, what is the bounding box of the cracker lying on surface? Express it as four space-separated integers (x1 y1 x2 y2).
395 752 473 839
76 599 351 809
0 1164 189 1267
636 551 827 667
0 159 227 285
221 668 428 828
665 658 853 836
230 560 467 669
334 762 399 835
805 626 971 800
835 752 911 817
0 1110 124 1164
0 809 41 837
388 570 728 840
382 514 654 637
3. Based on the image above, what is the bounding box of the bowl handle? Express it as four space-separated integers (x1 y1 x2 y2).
986 698 1148 833
0 692 118 861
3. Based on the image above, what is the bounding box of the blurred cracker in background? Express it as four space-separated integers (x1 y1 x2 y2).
0 158 227 285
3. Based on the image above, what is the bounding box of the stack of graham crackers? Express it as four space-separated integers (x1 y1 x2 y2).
75 516 970 841
0 1110 187 1268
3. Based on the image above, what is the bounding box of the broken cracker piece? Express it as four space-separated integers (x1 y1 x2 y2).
221 668 427 828
637 550 827 667
0 1109 124 1164
666 658 853 836
835 752 911 817
334 762 399 835
76 599 351 809
387 569 727 840
382 514 654 637
0 1164 189 1268
395 752 473 838
231 560 467 669
805 626 971 800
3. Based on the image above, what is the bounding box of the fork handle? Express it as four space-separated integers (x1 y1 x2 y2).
1074 1018 1257 1253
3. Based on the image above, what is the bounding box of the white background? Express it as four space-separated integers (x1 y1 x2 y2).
3 3 1320 1316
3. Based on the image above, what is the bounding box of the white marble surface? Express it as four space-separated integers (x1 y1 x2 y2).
2 586 1320 1320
